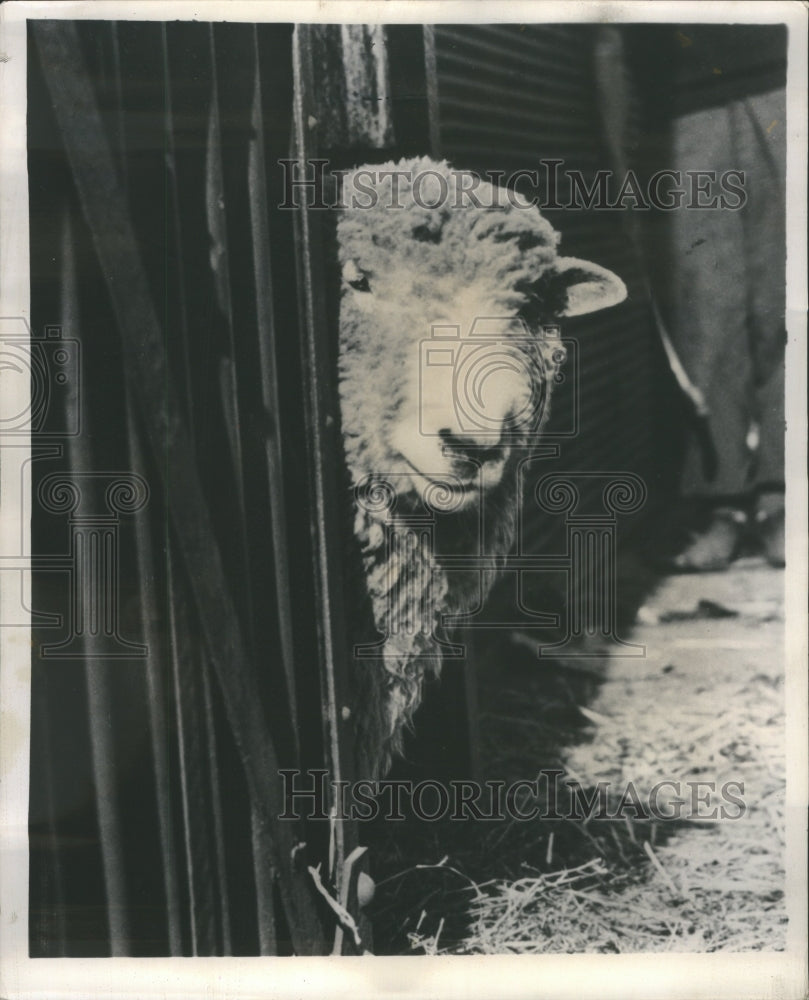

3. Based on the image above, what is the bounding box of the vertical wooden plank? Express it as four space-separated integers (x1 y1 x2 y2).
158 23 195 427
249 810 278 956
166 547 217 956
339 25 394 148
160 23 234 952
291 25 373 953
291 18 350 869
248 25 300 750
82 665 129 954
60 206 130 956
114 20 242 955
28 30 119 954
125 416 184 955
208 23 296 953
205 24 252 577
108 21 186 955
422 26 442 159
33 19 326 956
199 659 234 955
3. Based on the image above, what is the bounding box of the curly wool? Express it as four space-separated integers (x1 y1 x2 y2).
338 158 568 778
338 157 561 312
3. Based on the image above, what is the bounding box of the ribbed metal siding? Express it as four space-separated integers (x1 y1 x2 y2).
433 24 659 549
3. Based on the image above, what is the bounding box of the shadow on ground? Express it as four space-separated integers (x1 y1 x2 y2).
363 526 786 954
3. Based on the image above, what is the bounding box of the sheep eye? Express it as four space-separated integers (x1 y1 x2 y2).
349 274 371 293
343 260 372 293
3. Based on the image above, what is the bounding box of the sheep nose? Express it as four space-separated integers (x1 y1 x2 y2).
438 428 506 467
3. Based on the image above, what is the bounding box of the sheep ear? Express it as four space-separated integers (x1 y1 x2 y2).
545 256 627 317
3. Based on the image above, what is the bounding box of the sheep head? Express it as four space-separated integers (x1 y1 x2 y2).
336 157 627 776
337 157 626 512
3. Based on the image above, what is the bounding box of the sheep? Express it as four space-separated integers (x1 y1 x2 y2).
337 157 626 778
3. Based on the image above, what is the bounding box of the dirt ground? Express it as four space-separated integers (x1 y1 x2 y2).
368 556 787 954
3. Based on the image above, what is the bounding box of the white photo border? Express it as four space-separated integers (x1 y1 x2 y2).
1 2 806 998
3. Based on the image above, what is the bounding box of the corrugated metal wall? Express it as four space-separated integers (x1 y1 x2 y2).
433 24 664 553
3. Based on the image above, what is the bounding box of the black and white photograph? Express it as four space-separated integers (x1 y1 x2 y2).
0 2 806 997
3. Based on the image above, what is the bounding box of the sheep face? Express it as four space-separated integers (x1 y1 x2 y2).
337 158 626 513
337 159 627 776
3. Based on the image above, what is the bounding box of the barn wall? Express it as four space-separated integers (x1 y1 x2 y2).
432 23 671 551
27 20 333 958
